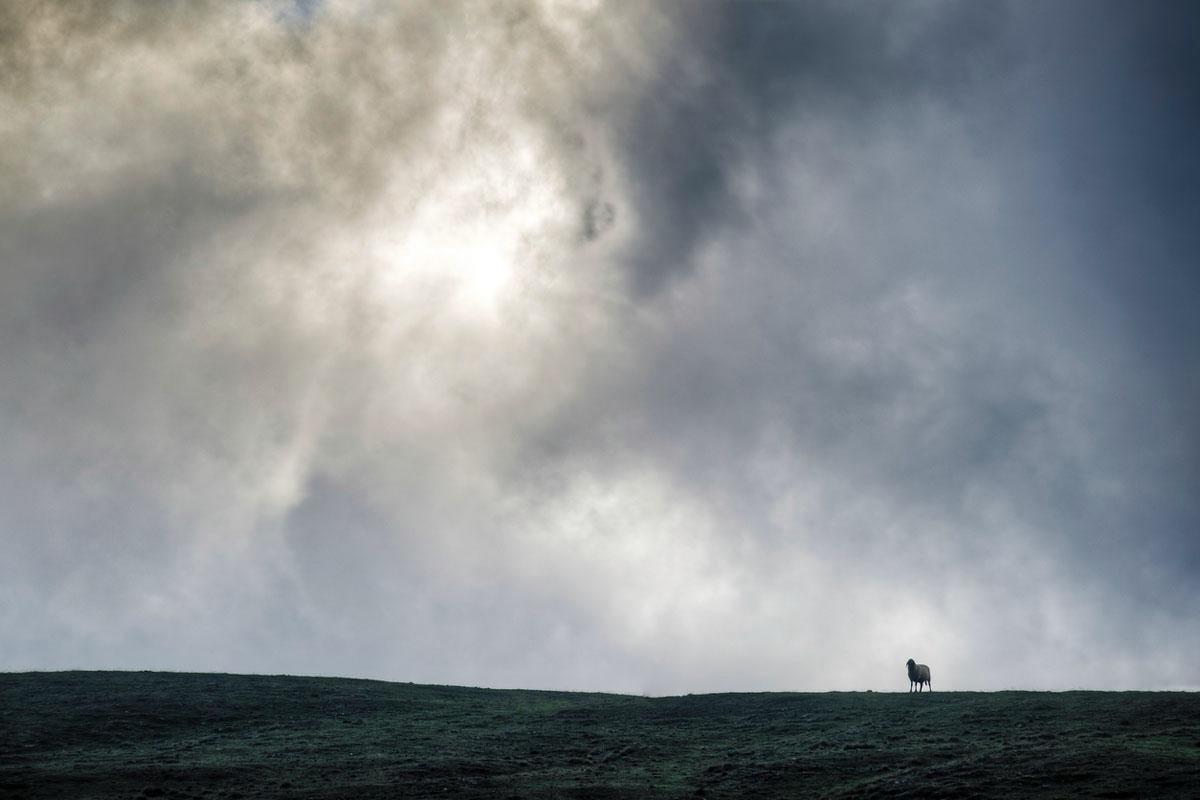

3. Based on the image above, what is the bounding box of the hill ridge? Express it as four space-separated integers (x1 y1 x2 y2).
3 671 1198 798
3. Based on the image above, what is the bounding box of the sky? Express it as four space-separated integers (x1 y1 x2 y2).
1 0 1197 694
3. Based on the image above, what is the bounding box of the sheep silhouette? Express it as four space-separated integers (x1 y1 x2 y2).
906 658 931 692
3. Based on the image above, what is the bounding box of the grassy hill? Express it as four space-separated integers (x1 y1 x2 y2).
1 672 1197 798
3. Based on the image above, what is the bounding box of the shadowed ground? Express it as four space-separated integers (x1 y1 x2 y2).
1 672 1198 798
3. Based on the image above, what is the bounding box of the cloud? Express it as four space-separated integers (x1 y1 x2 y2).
613 1 1012 297
0 0 678 685
0 0 1196 692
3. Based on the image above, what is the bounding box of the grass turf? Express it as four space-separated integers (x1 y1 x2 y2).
2 671 1198 798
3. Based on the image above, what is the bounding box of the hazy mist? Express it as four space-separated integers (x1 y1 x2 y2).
1 0 1197 693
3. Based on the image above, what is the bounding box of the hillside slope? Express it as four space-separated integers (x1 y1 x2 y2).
1 672 1197 798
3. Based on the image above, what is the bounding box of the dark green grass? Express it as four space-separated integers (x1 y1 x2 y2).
2 672 1198 798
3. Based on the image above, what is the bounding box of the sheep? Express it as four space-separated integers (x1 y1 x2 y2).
906 658 932 693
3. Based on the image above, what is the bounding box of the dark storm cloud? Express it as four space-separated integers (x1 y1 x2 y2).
1013 1 1200 573
586 0 1200 688
618 1 1011 296
1 1 1196 692
1021 2 1200 324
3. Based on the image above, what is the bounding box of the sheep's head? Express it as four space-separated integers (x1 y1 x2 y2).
906 659 915 669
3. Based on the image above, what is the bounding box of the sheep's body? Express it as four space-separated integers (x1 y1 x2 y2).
906 658 931 692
